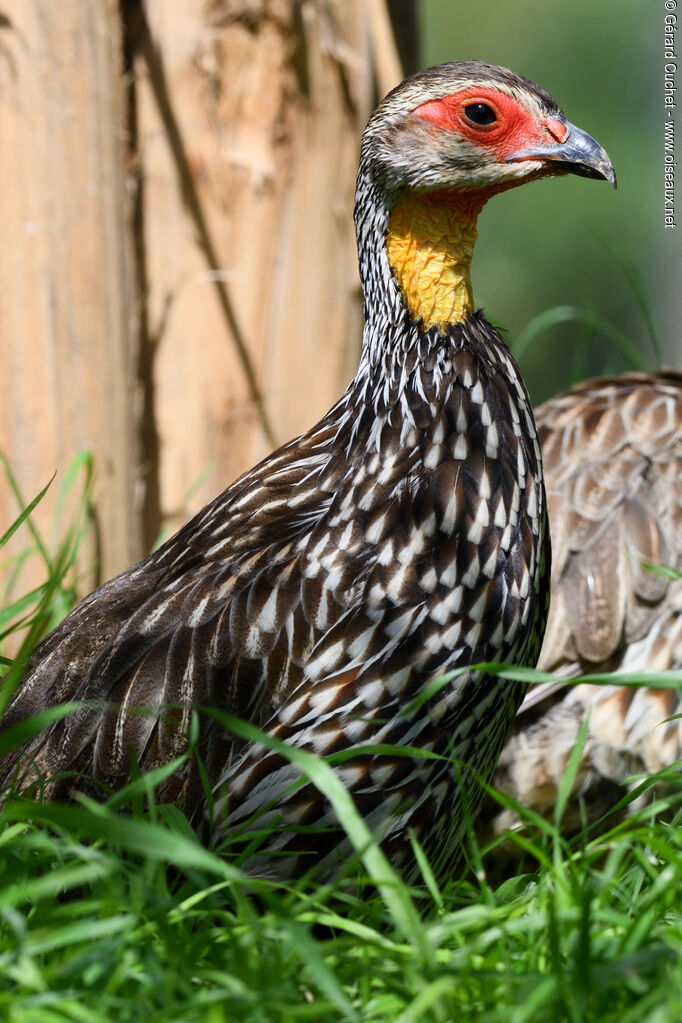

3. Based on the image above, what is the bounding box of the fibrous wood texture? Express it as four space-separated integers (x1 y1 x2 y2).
133 0 376 547
1 0 389 597
0 0 139 586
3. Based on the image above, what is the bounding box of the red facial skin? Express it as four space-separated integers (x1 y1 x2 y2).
411 86 567 161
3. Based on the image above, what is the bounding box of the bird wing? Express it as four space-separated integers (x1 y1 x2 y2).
535 369 682 679
491 371 682 834
0 414 350 805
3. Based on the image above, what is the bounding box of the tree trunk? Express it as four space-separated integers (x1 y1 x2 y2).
131 0 379 547
0 0 404 624
0 0 140 588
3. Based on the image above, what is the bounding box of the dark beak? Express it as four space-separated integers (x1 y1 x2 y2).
506 115 617 188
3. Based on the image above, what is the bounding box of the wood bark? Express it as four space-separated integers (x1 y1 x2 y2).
133 0 378 545
0 0 402 619
0 0 139 588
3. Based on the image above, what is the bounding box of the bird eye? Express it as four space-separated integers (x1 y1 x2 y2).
463 103 497 127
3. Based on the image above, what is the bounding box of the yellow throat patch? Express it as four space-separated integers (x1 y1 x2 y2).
386 189 486 330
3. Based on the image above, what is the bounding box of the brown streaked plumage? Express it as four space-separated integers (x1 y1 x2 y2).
0 61 616 881
489 371 682 840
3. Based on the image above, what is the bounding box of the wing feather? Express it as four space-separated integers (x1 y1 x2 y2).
490 372 682 847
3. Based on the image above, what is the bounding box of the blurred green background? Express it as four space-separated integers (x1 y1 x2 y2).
417 0 681 403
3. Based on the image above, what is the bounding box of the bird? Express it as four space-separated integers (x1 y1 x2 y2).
0 61 616 881
487 370 682 842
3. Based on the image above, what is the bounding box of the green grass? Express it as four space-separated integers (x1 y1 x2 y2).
2 458 682 1022
3 763 682 1022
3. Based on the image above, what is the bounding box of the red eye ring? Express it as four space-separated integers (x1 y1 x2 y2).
411 88 536 157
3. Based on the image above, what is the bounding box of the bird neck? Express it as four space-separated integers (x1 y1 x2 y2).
386 189 485 330
353 164 499 400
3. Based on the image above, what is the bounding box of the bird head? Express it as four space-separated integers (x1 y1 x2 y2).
362 60 616 196
356 62 616 333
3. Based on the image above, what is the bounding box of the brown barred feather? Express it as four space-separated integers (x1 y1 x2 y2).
0 60 618 881
487 371 682 843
